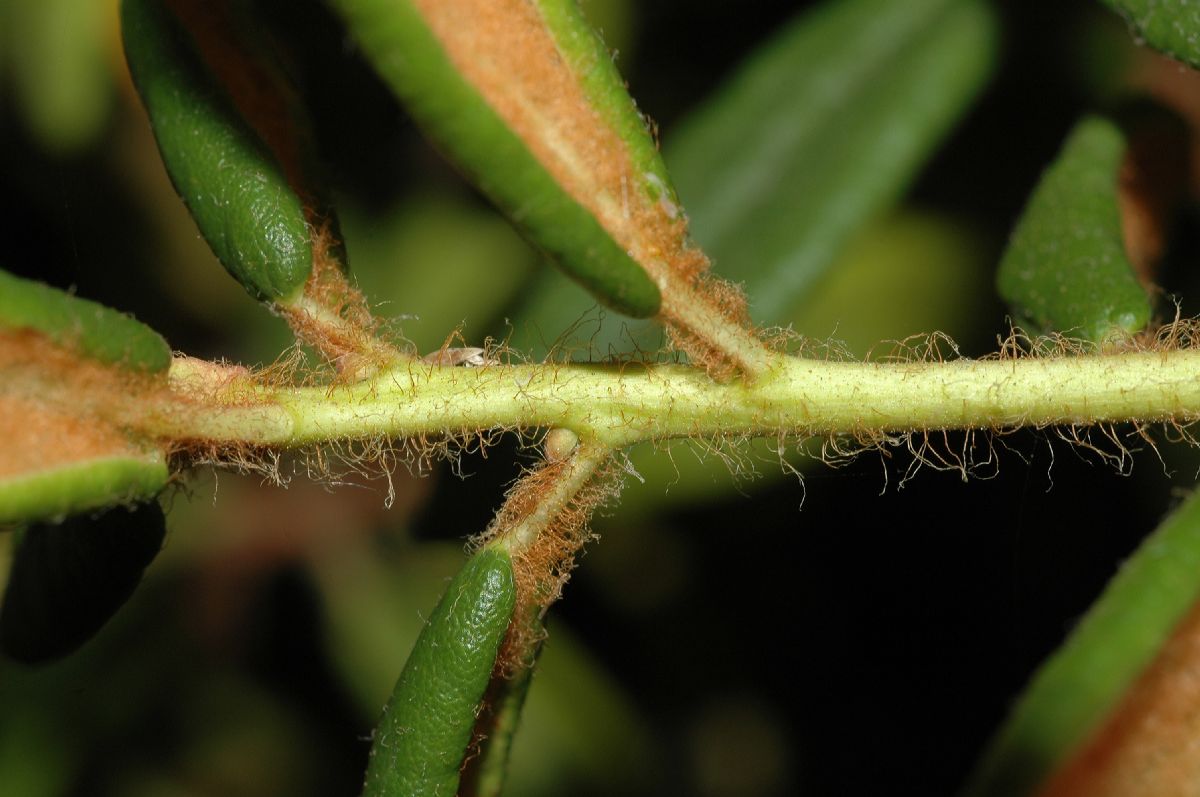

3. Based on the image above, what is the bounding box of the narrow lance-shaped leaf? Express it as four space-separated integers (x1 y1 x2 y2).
997 115 1153 344
0 501 166 664
312 540 656 794
1099 0 1200 70
363 546 516 797
963 489 1200 797
0 269 170 373
121 0 319 304
328 0 663 319
123 0 400 374
510 0 997 355
0 453 168 529
0 269 169 525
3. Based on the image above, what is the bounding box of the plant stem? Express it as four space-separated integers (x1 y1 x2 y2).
658 278 777 378
488 441 613 553
158 349 1200 449
457 442 612 795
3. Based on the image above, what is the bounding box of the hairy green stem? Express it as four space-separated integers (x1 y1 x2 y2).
490 442 612 552
659 279 777 379
159 350 1200 449
282 291 409 371
454 443 612 796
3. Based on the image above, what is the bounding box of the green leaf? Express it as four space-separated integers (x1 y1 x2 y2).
997 115 1152 344
362 546 516 797
0 453 169 528
531 0 678 218
963 489 1200 797
0 501 166 664
313 539 656 796
0 270 170 526
328 0 662 318
509 0 996 357
0 269 171 373
1099 0 1200 69
668 0 997 324
121 0 314 304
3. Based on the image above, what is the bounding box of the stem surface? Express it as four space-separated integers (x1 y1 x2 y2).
160 350 1200 448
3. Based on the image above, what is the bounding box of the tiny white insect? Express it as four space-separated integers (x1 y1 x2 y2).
421 346 490 367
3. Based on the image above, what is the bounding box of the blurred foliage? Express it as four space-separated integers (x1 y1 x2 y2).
4 0 115 155
965 489 1200 796
2 0 1200 795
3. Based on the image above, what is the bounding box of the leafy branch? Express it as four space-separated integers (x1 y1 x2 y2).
151 343 1200 450
5 0 1200 795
